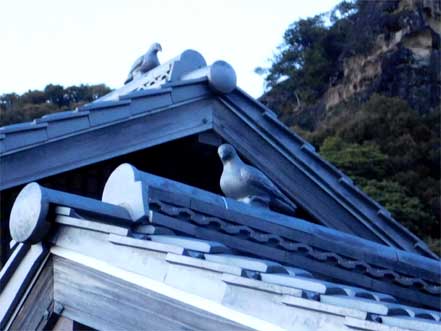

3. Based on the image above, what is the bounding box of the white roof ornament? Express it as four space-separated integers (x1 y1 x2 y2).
97 48 236 102
218 144 297 215
124 43 162 84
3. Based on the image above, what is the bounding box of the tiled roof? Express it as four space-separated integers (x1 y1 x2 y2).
2 159 440 325
0 82 203 155
0 48 436 260
0 49 233 156
150 199 440 294
101 165 440 308
1 179 440 330
108 234 441 331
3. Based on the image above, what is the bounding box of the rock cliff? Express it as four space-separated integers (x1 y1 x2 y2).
325 0 440 113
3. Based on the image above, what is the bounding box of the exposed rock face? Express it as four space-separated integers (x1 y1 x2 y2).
325 0 440 113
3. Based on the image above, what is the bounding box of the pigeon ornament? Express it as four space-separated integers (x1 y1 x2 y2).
218 144 297 215
125 42 162 84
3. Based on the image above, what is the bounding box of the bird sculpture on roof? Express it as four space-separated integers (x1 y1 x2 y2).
124 42 162 84
218 144 297 215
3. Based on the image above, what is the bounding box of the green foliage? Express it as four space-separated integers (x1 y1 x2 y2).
0 84 111 126
264 14 335 104
356 178 435 238
425 237 441 257
258 0 440 250
315 94 440 242
259 1 362 111
320 137 387 178
338 95 420 145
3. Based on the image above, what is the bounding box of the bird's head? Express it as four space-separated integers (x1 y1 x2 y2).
149 42 162 53
218 144 237 163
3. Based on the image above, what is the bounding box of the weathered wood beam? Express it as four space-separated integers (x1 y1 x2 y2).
52 255 253 331
0 243 49 330
215 92 434 258
8 259 54 331
0 98 213 190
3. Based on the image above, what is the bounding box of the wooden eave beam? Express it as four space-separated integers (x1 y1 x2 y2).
0 98 214 191
212 92 435 258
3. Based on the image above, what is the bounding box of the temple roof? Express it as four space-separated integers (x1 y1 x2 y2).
0 49 434 257
1 47 440 330
1 167 440 330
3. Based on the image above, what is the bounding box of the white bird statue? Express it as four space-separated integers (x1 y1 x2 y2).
218 144 297 215
124 43 162 84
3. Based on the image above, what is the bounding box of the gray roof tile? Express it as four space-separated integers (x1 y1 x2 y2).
0 121 46 133
282 295 368 319
170 81 211 103
0 122 48 151
320 295 441 326
379 316 441 331
38 111 90 138
325 285 397 303
414 310 441 322
345 317 413 331
222 273 303 297
149 235 230 254
166 253 243 275
79 99 131 111
55 215 130 236
132 224 175 236
37 110 89 122
204 254 287 273
119 87 172 100
108 233 185 255
87 104 131 127
3 130 48 151
283 266 313 278
320 295 396 315
260 273 337 293
128 92 172 116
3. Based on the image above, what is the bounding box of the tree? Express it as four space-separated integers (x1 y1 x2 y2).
320 136 387 178
0 84 112 127
316 94 440 244
44 84 66 107
359 179 435 238
258 0 440 253
264 14 332 103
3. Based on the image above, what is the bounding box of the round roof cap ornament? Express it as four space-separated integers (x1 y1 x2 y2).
9 182 51 244
208 60 237 94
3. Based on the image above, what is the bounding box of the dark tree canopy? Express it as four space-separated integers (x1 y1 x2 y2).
258 0 361 111
258 0 440 255
318 95 440 243
0 84 112 127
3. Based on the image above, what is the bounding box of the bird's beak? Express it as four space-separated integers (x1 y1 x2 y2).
158 44 162 52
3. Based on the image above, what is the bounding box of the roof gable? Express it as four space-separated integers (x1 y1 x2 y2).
0 49 435 258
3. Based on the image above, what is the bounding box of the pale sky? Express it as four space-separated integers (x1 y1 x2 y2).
0 0 341 98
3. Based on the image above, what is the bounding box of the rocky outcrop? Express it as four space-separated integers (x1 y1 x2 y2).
324 0 440 113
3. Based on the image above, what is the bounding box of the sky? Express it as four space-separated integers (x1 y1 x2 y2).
0 0 341 98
